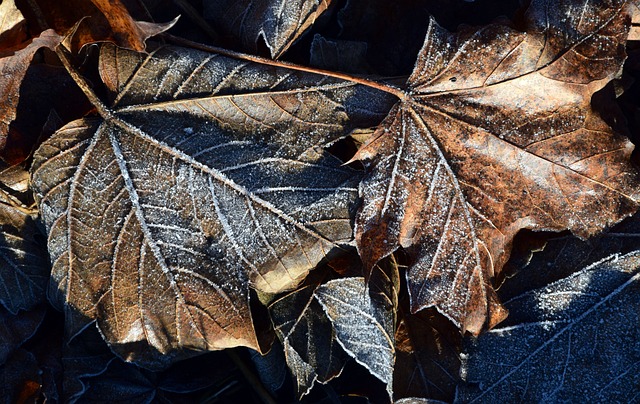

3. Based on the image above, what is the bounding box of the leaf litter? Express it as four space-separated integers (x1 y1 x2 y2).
0 0 638 401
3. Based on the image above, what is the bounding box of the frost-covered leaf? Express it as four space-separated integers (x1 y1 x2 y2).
269 268 348 397
204 0 332 58
457 250 640 402
500 211 640 301
355 0 640 334
31 43 392 369
0 191 50 314
315 264 399 398
310 35 370 73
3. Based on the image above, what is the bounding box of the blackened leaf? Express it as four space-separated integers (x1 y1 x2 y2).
500 212 640 301
0 305 45 365
31 43 393 369
249 344 288 395
63 323 247 403
204 0 333 58
457 250 640 402
315 264 399 399
355 0 639 334
394 309 461 402
309 35 370 74
0 349 42 402
0 191 49 314
269 270 348 397
0 29 61 151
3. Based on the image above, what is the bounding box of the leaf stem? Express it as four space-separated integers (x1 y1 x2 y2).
161 33 407 100
55 45 112 120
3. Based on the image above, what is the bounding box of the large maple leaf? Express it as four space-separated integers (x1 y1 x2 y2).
355 0 640 334
30 43 393 368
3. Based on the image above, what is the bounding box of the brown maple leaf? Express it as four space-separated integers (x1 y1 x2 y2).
355 0 640 334
0 29 62 152
25 0 176 52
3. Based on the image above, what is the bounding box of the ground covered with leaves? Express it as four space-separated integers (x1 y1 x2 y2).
1 0 640 402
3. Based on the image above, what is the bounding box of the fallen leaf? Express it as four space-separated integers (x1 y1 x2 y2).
0 0 27 50
457 250 640 402
310 35 371 74
0 162 30 194
499 211 640 301
0 190 50 314
203 0 333 58
0 305 46 365
269 267 348 397
0 349 42 402
248 341 288 395
2 63 91 165
0 29 61 151
355 0 640 334
394 308 461 402
31 43 393 368
629 2 639 40
315 263 399 398
63 322 267 402
25 0 176 52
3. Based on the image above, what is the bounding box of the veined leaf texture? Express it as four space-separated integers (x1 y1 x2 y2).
5 0 637 400
355 0 640 333
31 43 393 367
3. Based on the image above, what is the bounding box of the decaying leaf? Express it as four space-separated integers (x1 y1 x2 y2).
0 190 49 314
394 308 461 402
499 211 640 301
269 267 348 397
26 0 176 52
457 250 640 402
0 0 27 50
204 0 332 58
31 43 393 368
63 324 228 403
0 29 61 151
0 348 42 402
355 0 640 334
315 263 399 398
0 306 46 365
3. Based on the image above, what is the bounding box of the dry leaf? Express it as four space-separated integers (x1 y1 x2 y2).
269 267 348 397
393 309 461 402
355 0 640 334
315 263 399 399
0 349 42 402
204 0 332 58
0 29 61 151
31 43 393 368
0 0 27 50
458 250 640 402
0 306 45 365
0 190 49 314
27 0 176 52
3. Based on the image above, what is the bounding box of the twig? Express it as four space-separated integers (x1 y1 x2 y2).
161 33 407 100
54 45 112 119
